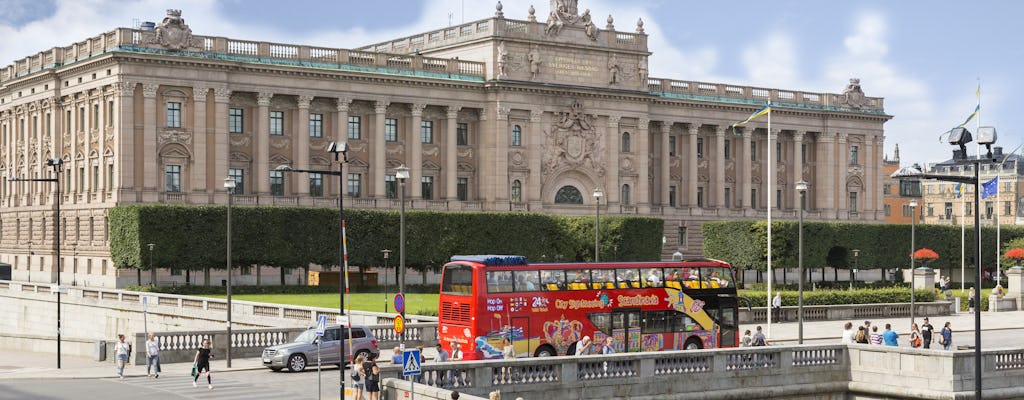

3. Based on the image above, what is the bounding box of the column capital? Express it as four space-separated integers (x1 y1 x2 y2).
213 88 232 103
256 92 274 107
115 81 135 96
687 124 699 135
336 98 351 112
875 135 885 146
715 126 726 136
637 117 650 129
607 114 621 127
447 105 462 119
793 131 805 142
411 103 426 117
374 100 389 114
530 110 543 122
192 86 210 102
838 132 848 144
297 95 314 109
659 121 673 134
141 83 159 98
496 105 510 121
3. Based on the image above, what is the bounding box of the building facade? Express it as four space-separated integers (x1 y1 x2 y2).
920 147 1024 226
0 3 891 287
883 144 922 224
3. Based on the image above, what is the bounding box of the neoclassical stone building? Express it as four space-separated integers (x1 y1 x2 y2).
0 3 890 287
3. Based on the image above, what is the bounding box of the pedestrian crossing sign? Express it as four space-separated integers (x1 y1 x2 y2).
402 349 421 376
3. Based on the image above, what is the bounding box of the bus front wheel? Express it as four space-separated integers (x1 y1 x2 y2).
534 345 558 357
684 338 703 350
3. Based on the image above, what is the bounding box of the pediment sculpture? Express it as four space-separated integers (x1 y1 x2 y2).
543 100 604 182
154 9 194 50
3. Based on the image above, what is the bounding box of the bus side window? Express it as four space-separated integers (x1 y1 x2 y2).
514 270 539 292
541 270 564 291
643 268 664 287
487 271 514 293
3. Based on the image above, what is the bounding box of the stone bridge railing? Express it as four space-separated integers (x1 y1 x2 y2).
378 344 1024 400
742 301 955 325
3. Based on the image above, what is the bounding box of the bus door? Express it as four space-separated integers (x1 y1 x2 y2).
511 316 531 357
716 295 739 347
611 309 641 352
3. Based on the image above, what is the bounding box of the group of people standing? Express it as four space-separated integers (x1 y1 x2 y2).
112 333 216 389
841 318 953 350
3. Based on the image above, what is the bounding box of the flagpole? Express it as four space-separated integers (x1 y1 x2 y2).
961 183 966 293
766 103 773 339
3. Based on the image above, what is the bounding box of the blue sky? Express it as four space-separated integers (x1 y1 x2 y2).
1 0 1019 166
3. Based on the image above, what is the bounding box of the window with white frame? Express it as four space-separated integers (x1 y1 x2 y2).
385 175 397 199
511 125 522 146
510 180 521 203
421 121 434 144
457 123 469 146
349 116 362 140
165 165 181 192
385 118 397 142
270 171 284 195
309 173 323 197
166 102 181 128
309 113 323 138
458 177 469 201
228 168 244 194
421 176 434 199
348 173 361 197
229 108 243 133
270 111 284 135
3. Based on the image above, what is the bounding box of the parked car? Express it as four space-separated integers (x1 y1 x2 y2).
262 324 379 372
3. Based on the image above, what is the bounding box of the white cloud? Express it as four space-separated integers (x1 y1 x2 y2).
741 33 799 89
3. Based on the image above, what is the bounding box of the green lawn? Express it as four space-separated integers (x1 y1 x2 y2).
204 293 441 315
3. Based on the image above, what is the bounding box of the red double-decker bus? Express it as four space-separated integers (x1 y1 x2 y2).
437 255 740 360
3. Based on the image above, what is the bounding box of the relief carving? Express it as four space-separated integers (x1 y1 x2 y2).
229 135 251 147
542 100 604 183
386 143 405 155
270 138 289 150
457 148 474 158
509 150 525 166
158 130 192 145
423 146 439 156
152 9 195 51
837 78 868 109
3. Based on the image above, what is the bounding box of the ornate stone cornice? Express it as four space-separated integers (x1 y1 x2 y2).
637 118 650 128
141 83 159 98
793 132 805 142
114 81 135 96
607 115 621 127
838 132 848 144
256 92 274 107
496 105 510 121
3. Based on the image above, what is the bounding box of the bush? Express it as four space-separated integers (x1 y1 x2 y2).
739 287 937 308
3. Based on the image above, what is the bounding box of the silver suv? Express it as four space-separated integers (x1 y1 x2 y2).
262 325 379 372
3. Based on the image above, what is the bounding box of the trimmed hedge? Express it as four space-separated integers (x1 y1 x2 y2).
109 205 663 273
739 287 937 308
126 283 443 296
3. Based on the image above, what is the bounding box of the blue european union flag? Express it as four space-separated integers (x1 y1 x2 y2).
981 177 999 199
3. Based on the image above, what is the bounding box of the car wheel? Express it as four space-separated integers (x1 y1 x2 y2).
354 350 371 364
684 338 703 350
287 354 307 372
534 345 557 357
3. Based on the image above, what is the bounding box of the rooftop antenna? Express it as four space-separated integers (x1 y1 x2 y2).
448 12 453 27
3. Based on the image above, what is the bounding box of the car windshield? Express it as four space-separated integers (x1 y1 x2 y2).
294 329 318 344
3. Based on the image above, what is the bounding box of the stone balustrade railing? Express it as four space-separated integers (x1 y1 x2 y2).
1 27 486 84
742 301 955 326
378 344 1024 400
646 77 885 113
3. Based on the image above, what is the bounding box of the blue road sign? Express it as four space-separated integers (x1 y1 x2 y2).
402 349 421 376
315 315 327 336
394 293 405 314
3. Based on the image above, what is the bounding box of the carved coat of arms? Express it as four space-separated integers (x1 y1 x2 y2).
154 9 194 50
543 100 604 182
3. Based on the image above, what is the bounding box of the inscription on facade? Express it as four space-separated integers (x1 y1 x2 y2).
549 56 599 78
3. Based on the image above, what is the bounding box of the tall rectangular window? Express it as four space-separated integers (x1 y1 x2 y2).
228 168 244 194
678 227 687 247
724 139 731 159
697 187 704 208
669 186 676 207
850 145 859 165
269 171 284 195
347 173 361 197
457 123 469 146
165 165 181 192
66 110 72 133
421 176 434 199
724 188 731 208
457 177 468 201
885 204 891 216
78 167 84 192
384 118 397 142
776 189 782 209
750 141 757 161
348 116 361 140
801 143 807 163
669 136 676 157
776 141 782 163
309 113 323 138
92 104 99 130
421 121 433 144
696 137 704 159
166 102 181 128
309 173 323 197
228 108 243 133
107 101 114 127
78 107 85 131
92 166 99 191
385 175 397 199
986 201 994 219
849 191 858 212
511 125 522 147
269 111 284 135
1006 201 1012 216
107 164 114 191
751 189 758 209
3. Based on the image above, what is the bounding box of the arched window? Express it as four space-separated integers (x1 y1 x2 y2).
511 125 522 147
621 132 631 153
555 185 583 204
621 184 631 205
511 180 522 203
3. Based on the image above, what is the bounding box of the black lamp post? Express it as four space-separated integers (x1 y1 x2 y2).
9 157 64 368
909 199 918 325
796 180 807 344
851 249 860 291
224 177 235 368
382 249 392 313
396 164 410 349
275 141 349 396
593 188 603 262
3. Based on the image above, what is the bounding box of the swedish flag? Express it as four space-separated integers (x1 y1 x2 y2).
954 183 963 199
731 102 771 135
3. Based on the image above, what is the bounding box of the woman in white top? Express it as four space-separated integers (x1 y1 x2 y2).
145 333 161 378
500 338 516 382
114 334 131 379
840 322 856 344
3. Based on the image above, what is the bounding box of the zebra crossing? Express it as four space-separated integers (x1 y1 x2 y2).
105 375 317 400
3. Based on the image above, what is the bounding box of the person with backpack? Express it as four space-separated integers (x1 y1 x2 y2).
351 354 366 400
365 363 381 400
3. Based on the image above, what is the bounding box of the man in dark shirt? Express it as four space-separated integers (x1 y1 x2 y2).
920 317 935 349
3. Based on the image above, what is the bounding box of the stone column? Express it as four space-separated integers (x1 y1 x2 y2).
740 129 752 208
875 136 886 215
192 86 209 193
95 95 106 196
837 132 848 214
142 83 159 196
410 103 425 199
335 98 350 197
792 132 805 208
212 88 231 194
372 100 388 198
714 126 726 208
605 115 621 205
528 110 544 206
495 105 510 202
817 132 836 216
687 124 699 207
445 106 460 200
636 118 650 209
862 133 873 218
115 82 135 195
255 92 273 194
295 95 313 196
660 122 671 206
83 98 93 196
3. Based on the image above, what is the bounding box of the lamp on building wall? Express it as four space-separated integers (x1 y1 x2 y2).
593 188 603 262
796 180 808 344
223 177 235 368
395 164 410 350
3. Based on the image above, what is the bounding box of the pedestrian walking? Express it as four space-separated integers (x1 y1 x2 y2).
192 339 214 389
351 354 366 400
601 337 616 354
500 337 515 381
968 288 976 312
909 323 922 348
450 340 464 361
772 292 783 322
145 332 161 378
920 317 935 349
869 326 882 345
435 342 450 362
366 364 381 400
840 322 855 344
882 323 899 346
114 334 131 379
740 330 753 347
940 322 953 350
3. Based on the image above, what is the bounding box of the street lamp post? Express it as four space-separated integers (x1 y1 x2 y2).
147 243 155 284
851 249 859 291
796 180 808 344
8 158 64 368
274 141 349 397
381 249 392 313
396 165 410 350
224 177 235 368
909 199 918 326
593 188 603 262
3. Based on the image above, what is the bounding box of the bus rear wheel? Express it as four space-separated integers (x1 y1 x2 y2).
534 345 557 357
684 338 703 350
